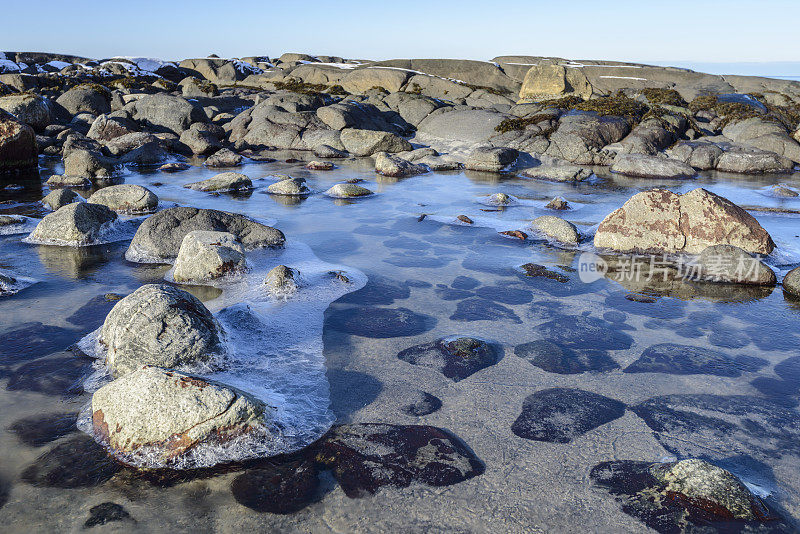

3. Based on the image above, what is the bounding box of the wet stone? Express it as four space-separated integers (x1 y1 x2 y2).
450 298 522 324
397 337 502 381
326 306 434 338
6 356 92 396
514 340 619 374
315 423 484 498
451 276 480 290
474 284 533 305
434 284 474 301
605 291 687 319
384 254 451 269
708 323 751 349
631 394 800 462
230 459 319 514
603 310 627 323
8 412 78 447
401 391 443 416
20 434 121 488
624 343 767 377
590 460 790 533
0 322 78 365
511 388 626 443
535 315 633 350
519 263 569 283
337 275 410 305
84 502 133 528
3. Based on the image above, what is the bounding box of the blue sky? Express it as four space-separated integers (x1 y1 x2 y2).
2 0 799 70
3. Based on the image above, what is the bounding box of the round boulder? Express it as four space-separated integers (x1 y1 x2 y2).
99 284 223 377
88 184 159 214
28 202 117 245
324 183 373 198
172 231 246 283
184 172 252 192
695 244 776 285
530 215 579 245
267 177 310 196
42 188 83 211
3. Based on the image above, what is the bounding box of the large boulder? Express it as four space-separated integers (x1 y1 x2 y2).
316 101 403 133
545 112 630 165
324 183 373 198
99 284 223 376
722 117 800 164
0 108 37 173
530 215 579 245
62 148 116 180
0 93 51 131
28 202 117 245
374 152 426 177
465 146 518 172
519 64 595 100
87 114 138 141
695 244 776 285
92 366 267 462
126 94 206 135
611 154 696 179
340 68 410 94
126 207 284 262
184 172 252 192
594 188 775 255
178 58 257 83
339 128 411 156
41 188 82 211
417 109 507 144
88 184 159 214
179 123 223 155
172 230 247 283
55 84 111 116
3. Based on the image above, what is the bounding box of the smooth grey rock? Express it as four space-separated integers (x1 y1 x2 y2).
56 85 111 116
126 93 206 135
417 109 506 144
529 215 579 245
99 284 222 376
179 123 222 155
339 128 411 156
783 266 800 297
465 146 518 172
41 188 82 211
184 172 252 192
267 177 310 196
87 114 138 141
695 244 776 285
611 154 696 179
28 202 117 245
88 184 158 214
172 230 246 283
204 148 242 167
374 152 426 177
324 183 373 198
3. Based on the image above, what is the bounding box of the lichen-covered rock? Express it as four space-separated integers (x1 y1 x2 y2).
126 93 206 135
41 188 82 211
91 366 266 462
263 265 299 295
87 114 138 142
99 284 222 376
339 128 411 157
172 231 246 283
611 154 696 179
315 423 483 498
594 188 775 255
0 93 51 131
55 84 111 116
88 184 158 214
28 202 117 245
324 183 373 198
397 336 501 381
374 152 426 177
465 146 518 172
267 176 310 196
695 244 776 285
0 108 37 173
126 207 284 262
184 172 252 192
530 215 579 245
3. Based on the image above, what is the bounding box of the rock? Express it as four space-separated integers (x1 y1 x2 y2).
545 196 570 210
339 128 411 156
179 123 222 155
771 185 798 197
340 67 410 94
519 263 569 282
520 164 592 182
723 117 800 164
669 139 795 174
519 64 594 100
536 315 633 350
316 101 402 133
315 423 483 498
230 459 319 514
126 207 284 262
374 152 426 177
179 58 256 83
511 388 625 443
263 265 298 295
417 109 508 144
0 93 51 131
324 183 373 198
172 230 247 283
55 84 111 116
91 366 266 461
184 171 252 192
87 114 138 141
485 192 513 205
126 93 206 135
204 148 242 167
545 112 630 165
159 162 190 173
783 266 800 298
41 188 82 210
99 284 223 376
694 244 776 285
28 202 117 245
418 155 464 171
267 176 310 196
19 434 120 488
465 146 518 172
88 184 158 214
9 412 78 447
0 108 37 173
529 215 579 245
401 391 443 416
624 343 765 376
180 76 218 97
326 306 433 338
456 215 473 224
594 188 775 255
84 502 133 528
313 144 347 158
514 340 619 374
450 297 521 323
397 337 502 381
611 154 696 179
62 148 116 180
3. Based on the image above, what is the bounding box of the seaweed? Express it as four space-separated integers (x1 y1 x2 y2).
641 87 688 107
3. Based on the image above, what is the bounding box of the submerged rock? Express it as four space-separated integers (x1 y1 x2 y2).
41 188 82 211
529 215 579 245
315 423 483 498
184 172 253 192
514 340 619 374
324 183 373 198
172 230 246 283
230 459 319 514
126 207 284 262
267 176 310 196
326 306 433 338
92 366 268 462
84 502 133 528
9 412 78 447
624 343 766 376
397 336 502 381
536 315 633 350
511 388 625 443
545 196 570 210
28 202 117 245
99 284 223 376
594 188 775 255
20 434 121 488
87 184 159 214
400 391 443 416
450 297 522 323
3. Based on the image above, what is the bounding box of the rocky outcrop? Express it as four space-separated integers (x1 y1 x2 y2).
126 207 284 262
99 284 223 376
668 138 795 174
594 188 775 255
28 202 117 245
87 184 158 214
91 366 266 461
172 231 247 283
0 109 37 173
722 117 800 163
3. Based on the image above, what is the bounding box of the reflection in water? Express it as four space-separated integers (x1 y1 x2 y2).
36 243 121 280
265 193 307 207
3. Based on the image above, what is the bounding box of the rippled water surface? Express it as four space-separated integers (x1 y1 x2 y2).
2 155 800 531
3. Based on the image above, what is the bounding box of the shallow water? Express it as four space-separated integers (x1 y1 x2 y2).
2 155 800 532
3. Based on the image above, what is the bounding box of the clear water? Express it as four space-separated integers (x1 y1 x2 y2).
2 155 800 531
